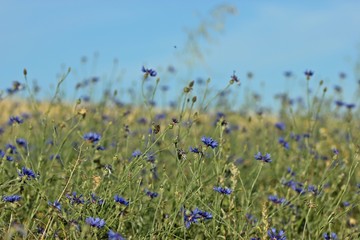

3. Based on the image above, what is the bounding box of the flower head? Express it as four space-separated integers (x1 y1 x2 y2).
323 232 338 240
334 100 344 107
189 147 201 154
3 195 21 202
66 192 85 205
114 195 129 206
346 103 355 109
278 137 289 150
182 207 212 229
145 189 158 199
9 116 23 125
48 200 61 211
282 180 305 194
230 71 240 84
142 66 157 77
275 122 286 131
268 195 286 204
213 186 232 195
5 144 17 154
85 217 105 228
90 193 104 205
108 230 125 240
18 167 36 180
254 152 272 163
146 154 156 163
132 150 142 158
201 136 218 149
304 70 314 79
308 185 319 195
16 138 28 148
83 132 101 144
245 213 258 224
268 228 286 240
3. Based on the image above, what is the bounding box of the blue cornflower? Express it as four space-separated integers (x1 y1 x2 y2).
213 186 232 195
230 71 240 84
83 132 101 143
146 154 156 163
16 138 27 148
290 132 301 142
197 209 213 220
333 85 342 92
278 137 289 150
96 145 106 151
142 66 157 77
114 195 129 206
254 152 272 163
245 213 258 224
18 167 36 180
145 189 158 198
332 148 339 155
108 230 125 240
183 207 212 229
0 150 13 161
5 144 17 154
85 217 105 228
90 193 104 205
155 113 166 120
50 154 61 161
81 95 90 102
132 150 142 158
282 180 305 194
189 147 201 154
334 100 344 107
323 232 338 240
287 167 296 176
346 103 355 109
66 192 85 205
308 185 319 195
201 136 218 149
3 195 21 202
268 228 286 240
235 157 244 165
304 70 314 79
303 133 310 138
48 200 61 211
275 122 286 130
137 117 147 124
343 201 350 207
9 116 23 125
268 195 286 204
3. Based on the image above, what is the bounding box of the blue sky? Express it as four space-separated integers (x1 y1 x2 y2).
1 1 360 109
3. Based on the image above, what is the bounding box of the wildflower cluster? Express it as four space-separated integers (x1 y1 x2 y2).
183 208 213 228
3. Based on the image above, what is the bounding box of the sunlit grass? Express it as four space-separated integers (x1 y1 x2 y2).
0 67 359 240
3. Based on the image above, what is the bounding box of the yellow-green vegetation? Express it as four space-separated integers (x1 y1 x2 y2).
0 70 359 240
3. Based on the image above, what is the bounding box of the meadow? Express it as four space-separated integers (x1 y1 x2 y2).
0 67 359 240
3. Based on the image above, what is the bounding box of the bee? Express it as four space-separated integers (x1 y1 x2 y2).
152 123 160 134
177 148 187 161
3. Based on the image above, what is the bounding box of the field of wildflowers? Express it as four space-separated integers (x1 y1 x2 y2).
0 66 359 240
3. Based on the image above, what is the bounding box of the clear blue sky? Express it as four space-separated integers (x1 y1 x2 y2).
1 1 360 109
